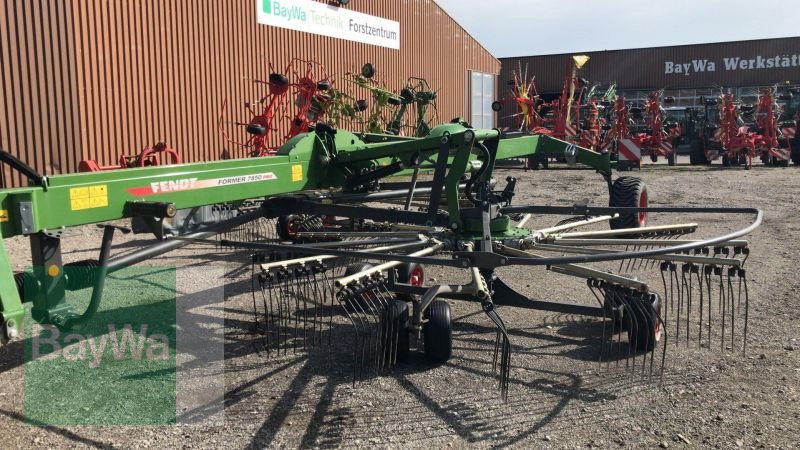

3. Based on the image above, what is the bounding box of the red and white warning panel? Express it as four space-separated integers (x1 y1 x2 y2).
769 147 791 161
618 138 641 162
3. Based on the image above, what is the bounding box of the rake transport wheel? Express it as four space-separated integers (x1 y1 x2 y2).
383 299 410 363
395 262 424 302
626 294 662 352
424 300 452 363
609 177 648 229
277 214 301 240
397 263 424 287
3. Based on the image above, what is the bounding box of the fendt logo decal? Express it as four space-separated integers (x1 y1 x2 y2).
127 173 277 197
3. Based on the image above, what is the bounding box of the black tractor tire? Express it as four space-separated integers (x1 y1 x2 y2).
609 177 648 229
792 143 800 165
689 139 708 165
650 153 658 163
774 157 790 167
722 154 730 167
423 300 452 363
626 294 662 352
383 299 410 363
667 151 676 166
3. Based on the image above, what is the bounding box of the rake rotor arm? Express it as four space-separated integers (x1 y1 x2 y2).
496 206 761 267
493 133 612 175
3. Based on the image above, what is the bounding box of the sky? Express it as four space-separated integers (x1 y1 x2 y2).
434 0 799 57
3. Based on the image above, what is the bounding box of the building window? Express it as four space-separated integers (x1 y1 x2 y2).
470 71 495 129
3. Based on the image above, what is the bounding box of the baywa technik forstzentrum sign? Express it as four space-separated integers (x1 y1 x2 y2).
257 0 401 50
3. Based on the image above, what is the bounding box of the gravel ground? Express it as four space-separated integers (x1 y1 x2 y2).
1 156 799 449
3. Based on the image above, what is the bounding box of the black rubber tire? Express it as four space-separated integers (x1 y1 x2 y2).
792 142 800 165
277 215 301 240
722 154 730 167
269 73 289 86
396 263 423 286
649 153 658 163
383 299 410 363
344 262 374 277
689 138 708 165
423 300 452 363
626 294 662 352
609 177 648 229
667 151 676 166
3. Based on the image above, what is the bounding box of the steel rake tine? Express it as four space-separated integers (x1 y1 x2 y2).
292 270 302 354
718 268 725 352
300 267 313 349
337 289 363 386
682 265 691 347
618 245 629 273
251 257 260 331
740 269 749 355
727 268 736 351
622 293 638 375
660 264 670 328
588 280 608 364
373 283 393 372
705 267 713 349
629 295 647 377
378 284 398 368
696 267 704 345
369 285 388 372
321 268 335 346
611 289 626 369
359 285 382 376
350 289 372 381
483 303 511 401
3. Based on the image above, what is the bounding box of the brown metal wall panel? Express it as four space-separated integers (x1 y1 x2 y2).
501 36 800 95
1 0 499 187
499 37 800 128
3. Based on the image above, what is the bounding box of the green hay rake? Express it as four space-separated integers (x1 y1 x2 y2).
0 122 760 399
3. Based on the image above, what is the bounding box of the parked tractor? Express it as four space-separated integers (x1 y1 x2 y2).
777 87 800 165
602 91 679 170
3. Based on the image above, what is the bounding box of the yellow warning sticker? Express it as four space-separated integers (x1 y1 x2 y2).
0 210 8 222
70 184 108 211
292 164 303 182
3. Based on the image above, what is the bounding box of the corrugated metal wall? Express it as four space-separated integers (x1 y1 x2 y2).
0 0 499 187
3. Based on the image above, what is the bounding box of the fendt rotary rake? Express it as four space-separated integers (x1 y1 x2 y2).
0 120 761 400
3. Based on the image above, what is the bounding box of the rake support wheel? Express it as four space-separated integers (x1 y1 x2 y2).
609 177 648 229
424 300 452 363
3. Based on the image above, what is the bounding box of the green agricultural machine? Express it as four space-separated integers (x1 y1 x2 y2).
0 122 760 398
